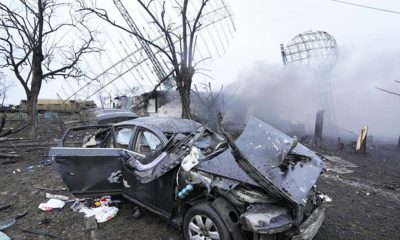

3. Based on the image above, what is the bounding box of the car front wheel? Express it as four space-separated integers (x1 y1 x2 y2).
183 203 232 240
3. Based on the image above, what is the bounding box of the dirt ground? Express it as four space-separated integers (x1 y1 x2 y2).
0 115 399 239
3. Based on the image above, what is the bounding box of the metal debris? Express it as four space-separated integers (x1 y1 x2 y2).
0 231 10 240
22 228 60 239
356 126 368 154
0 218 15 231
0 205 10 211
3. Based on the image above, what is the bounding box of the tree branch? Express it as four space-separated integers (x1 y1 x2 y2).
376 87 400 97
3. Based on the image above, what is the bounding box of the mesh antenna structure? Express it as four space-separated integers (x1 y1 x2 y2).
281 31 338 73
280 30 339 129
58 0 235 105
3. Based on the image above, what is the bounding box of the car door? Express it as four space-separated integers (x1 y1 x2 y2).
122 127 178 218
49 125 136 197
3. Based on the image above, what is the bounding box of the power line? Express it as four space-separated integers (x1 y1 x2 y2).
329 0 400 15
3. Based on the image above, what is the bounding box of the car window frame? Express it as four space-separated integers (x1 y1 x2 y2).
110 125 137 150
58 125 111 147
132 126 166 157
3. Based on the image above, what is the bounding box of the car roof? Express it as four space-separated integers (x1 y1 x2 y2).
96 111 137 122
115 116 201 134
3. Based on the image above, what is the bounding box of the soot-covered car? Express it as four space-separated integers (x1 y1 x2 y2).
49 117 330 240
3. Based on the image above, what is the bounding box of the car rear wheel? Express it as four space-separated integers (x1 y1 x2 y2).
183 203 232 240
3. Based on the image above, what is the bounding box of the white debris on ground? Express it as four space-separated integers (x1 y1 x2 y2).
38 199 65 211
322 155 357 174
79 206 119 223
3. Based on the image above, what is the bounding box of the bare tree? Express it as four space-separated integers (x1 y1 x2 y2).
0 0 99 132
79 0 211 119
0 72 13 107
0 73 13 134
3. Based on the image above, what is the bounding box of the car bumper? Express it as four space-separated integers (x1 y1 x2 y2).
291 206 325 240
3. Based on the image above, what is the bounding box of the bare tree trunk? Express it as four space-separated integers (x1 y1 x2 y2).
179 86 192 119
28 50 44 135
177 65 193 119
177 71 192 119
0 112 5 134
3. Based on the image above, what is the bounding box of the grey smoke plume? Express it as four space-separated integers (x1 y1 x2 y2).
332 43 400 139
223 63 319 136
224 44 400 140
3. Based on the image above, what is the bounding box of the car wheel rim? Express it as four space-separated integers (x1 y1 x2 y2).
188 214 220 240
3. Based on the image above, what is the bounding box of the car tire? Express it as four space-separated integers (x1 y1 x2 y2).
183 203 232 240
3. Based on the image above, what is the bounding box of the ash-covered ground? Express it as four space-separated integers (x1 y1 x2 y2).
0 115 399 239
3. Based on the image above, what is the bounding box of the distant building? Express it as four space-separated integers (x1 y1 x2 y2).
113 96 134 111
132 90 224 130
19 99 96 113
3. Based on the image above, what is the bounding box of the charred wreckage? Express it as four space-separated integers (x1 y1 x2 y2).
49 116 330 240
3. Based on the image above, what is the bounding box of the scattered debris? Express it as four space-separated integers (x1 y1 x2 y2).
1 159 16 165
0 218 15 231
38 199 65 211
38 218 52 225
317 193 332 202
132 206 141 219
0 231 10 240
79 206 119 223
34 186 67 192
22 228 60 239
0 152 20 158
356 126 368 154
25 165 34 172
38 159 52 166
46 193 69 201
15 212 28 219
0 204 11 211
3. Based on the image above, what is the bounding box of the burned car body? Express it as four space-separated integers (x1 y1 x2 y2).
49 117 328 240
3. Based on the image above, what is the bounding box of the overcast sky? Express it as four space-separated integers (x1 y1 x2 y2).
4 0 400 137
209 0 400 82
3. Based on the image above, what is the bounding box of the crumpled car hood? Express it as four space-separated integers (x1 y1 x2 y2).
196 117 324 205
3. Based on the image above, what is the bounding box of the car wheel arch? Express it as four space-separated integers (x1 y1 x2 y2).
183 201 232 240
182 196 245 240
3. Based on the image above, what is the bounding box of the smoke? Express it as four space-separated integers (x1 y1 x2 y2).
332 43 400 139
223 62 320 136
224 43 400 140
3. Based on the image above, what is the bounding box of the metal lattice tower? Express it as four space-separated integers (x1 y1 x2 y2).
58 0 235 105
113 0 173 88
281 31 339 128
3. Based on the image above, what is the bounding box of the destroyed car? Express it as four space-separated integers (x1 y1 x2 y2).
49 116 329 240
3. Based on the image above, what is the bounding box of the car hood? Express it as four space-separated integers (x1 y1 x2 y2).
195 117 324 206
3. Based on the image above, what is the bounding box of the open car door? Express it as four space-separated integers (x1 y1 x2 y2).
49 147 130 197
49 125 131 197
